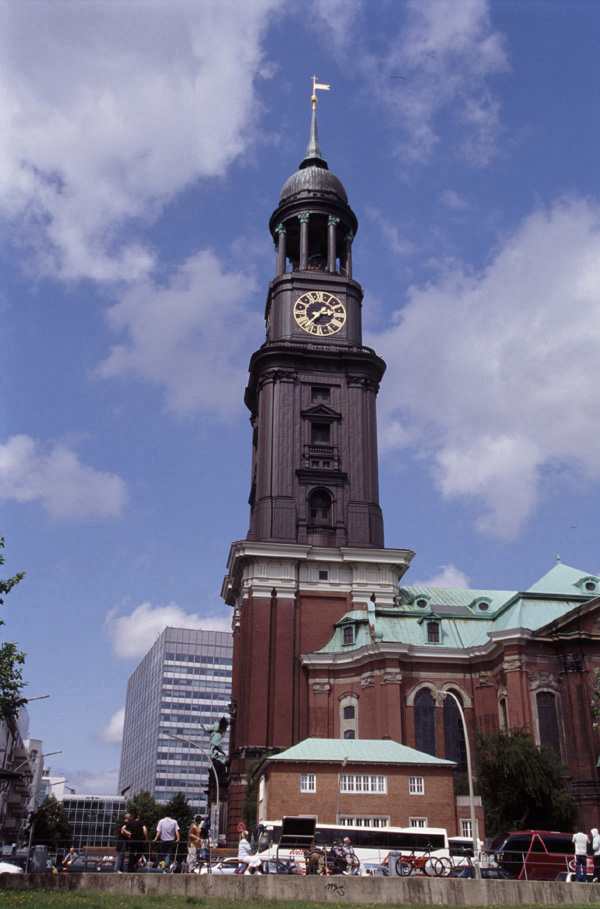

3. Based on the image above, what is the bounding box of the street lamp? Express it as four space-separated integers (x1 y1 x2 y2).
26 778 68 868
337 756 348 825
164 732 219 852
432 688 480 878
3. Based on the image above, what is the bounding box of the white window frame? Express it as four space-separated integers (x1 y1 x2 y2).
300 772 316 793
460 819 473 837
409 775 424 795
340 773 386 794
410 817 428 828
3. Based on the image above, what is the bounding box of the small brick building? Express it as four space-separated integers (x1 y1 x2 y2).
254 737 484 838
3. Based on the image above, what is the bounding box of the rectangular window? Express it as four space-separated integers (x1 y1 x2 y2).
460 819 473 837
300 773 316 793
340 774 386 794
410 818 428 828
311 422 330 444
409 776 424 795
427 622 440 643
311 387 330 403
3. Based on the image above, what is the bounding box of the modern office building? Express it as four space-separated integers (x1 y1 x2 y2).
118 627 232 816
61 794 127 850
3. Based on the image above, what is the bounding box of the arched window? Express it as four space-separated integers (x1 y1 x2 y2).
537 691 561 758
414 688 437 757
339 692 358 740
309 489 331 525
443 690 467 774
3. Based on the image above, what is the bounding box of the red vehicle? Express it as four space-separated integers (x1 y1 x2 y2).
491 830 592 881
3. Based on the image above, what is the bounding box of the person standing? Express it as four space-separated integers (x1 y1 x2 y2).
591 828 600 882
126 813 148 872
114 812 132 873
153 810 180 871
572 829 590 882
187 814 202 873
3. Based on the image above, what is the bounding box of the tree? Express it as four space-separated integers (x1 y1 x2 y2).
0 538 27 717
124 790 163 839
165 792 195 836
29 795 72 851
591 668 600 729
474 725 578 837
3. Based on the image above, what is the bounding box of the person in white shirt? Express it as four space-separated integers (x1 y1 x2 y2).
591 828 600 882
237 833 262 874
153 812 180 871
572 830 589 882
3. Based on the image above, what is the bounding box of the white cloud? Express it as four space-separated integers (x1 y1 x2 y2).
95 249 260 415
63 767 120 796
372 195 600 539
0 434 128 519
0 0 282 281
104 601 231 660
410 565 471 589
95 708 125 746
361 0 508 166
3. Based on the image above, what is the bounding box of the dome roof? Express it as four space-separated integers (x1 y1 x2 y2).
279 165 348 205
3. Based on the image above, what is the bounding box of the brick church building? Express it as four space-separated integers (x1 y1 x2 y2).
221 91 600 841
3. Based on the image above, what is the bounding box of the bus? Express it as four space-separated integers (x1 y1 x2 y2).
251 820 450 872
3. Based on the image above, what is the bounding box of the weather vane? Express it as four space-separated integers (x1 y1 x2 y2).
311 75 330 109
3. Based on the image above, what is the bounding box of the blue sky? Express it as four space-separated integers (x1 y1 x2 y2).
1 0 599 794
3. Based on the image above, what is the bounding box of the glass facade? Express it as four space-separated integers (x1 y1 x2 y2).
62 796 127 850
118 627 232 815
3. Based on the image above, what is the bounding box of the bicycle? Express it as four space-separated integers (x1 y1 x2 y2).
395 847 451 877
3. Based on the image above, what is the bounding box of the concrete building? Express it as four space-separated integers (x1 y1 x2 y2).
0 711 37 850
118 627 232 816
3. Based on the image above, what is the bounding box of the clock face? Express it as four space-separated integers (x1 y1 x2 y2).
293 291 347 336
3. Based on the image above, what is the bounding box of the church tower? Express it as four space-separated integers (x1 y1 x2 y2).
222 88 414 838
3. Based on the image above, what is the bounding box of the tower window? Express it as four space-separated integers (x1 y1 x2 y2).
343 706 355 720
309 489 331 524
311 422 330 445
344 729 356 739
318 570 328 580
311 386 330 403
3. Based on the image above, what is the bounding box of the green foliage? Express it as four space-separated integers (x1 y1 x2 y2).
241 758 264 832
0 537 27 717
125 789 163 838
29 795 72 851
165 791 195 835
474 725 578 837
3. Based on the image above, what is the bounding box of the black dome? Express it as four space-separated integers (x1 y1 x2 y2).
279 165 348 205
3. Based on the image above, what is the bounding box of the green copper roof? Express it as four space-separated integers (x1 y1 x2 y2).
267 737 455 766
316 561 598 654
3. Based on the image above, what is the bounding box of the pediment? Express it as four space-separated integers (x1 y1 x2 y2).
301 404 342 420
535 596 600 638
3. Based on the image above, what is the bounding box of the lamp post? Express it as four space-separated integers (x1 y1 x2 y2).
337 756 348 825
433 688 480 878
164 732 219 852
26 778 67 869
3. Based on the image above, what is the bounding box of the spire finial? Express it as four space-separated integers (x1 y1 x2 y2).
301 77 330 170
311 75 330 110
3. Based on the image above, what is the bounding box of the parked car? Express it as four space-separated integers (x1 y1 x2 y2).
555 871 597 883
361 863 389 876
450 866 515 879
203 857 301 875
0 860 23 874
490 830 591 881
